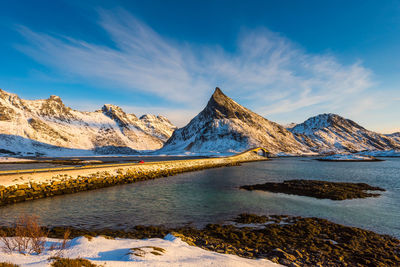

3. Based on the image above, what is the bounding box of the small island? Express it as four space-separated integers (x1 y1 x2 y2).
240 179 385 200
316 154 384 162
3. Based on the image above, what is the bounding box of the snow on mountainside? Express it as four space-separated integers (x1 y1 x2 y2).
162 88 311 154
283 123 297 129
386 132 400 144
139 114 177 142
290 113 400 153
0 89 176 155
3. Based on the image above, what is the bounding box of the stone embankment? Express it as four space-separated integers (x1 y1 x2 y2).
0 148 268 206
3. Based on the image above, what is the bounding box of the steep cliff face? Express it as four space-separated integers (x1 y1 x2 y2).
290 113 400 153
162 88 310 154
0 89 176 155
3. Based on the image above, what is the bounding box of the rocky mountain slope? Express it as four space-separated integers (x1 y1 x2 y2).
386 132 400 144
161 88 311 154
0 89 176 155
290 113 400 153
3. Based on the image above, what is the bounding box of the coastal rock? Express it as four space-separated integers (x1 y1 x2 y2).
240 179 386 200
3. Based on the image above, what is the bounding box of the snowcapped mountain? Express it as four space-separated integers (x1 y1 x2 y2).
139 114 176 142
283 123 297 129
161 88 311 154
386 132 400 144
290 113 400 153
1 87 397 156
0 89 176 155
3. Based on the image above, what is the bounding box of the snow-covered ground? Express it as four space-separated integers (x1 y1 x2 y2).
317 154 379 161
356 149 400 157
0 235 280 267
0 157 35 163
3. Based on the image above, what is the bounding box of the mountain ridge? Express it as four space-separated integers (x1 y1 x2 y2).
0 88 176 155
0 88 398 156
290 113 400 152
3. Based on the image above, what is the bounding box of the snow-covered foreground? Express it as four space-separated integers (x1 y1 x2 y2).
0 235 281 267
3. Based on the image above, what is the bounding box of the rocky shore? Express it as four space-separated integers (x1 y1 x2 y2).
240 179 386 200
2 214 398 266
0 161 240 206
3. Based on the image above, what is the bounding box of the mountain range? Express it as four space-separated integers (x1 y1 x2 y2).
289 113 400 153
0 87 398 156
0 89 176 156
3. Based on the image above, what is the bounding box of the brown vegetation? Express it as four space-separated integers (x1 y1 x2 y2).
49 257 100 267
0 215 71 257
0 215 47 255
0 263 19 267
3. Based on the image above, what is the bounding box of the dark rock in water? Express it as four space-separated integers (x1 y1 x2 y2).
240 179 385 200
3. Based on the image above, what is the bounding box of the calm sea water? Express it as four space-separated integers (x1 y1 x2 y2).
0 157 399 237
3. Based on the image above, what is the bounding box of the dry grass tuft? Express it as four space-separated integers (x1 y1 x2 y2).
49 257 101 267
0 215 47 255
49 228 71 257
0 263 19 267
128 246 166 257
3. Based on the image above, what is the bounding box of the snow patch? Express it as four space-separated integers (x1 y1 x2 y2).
0 235 281 267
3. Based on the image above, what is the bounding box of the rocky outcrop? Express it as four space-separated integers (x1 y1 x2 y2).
240 180 385 200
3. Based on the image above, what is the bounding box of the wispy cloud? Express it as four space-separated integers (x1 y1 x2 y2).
16 8 377 126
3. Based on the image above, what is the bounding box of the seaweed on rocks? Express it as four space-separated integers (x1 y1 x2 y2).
240 179 386 200
2 214 398 266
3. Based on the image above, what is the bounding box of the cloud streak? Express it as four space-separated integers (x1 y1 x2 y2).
16 8 376 126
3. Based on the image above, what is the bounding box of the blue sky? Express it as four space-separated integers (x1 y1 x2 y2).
1 0 399 133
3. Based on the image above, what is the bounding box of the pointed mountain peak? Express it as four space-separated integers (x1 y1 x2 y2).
102 104 123 113
102 104 139 127
212 87 224 97
210 87 231 103
163 87 309 154
49 95 61 101
202 87 255 121
102 104 127 120
45 95 65 106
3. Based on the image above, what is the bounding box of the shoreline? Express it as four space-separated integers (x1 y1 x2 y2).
0 148 268 206
1 213 398 266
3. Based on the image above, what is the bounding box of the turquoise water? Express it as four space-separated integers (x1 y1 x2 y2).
0 157 399 237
